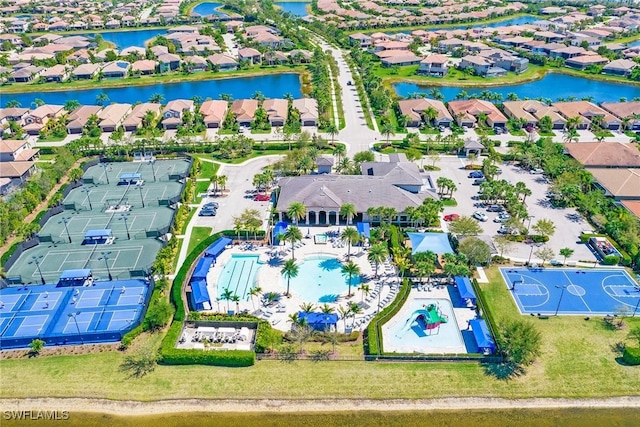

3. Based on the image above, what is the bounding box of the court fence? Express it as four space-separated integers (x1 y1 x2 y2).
1 237 40 273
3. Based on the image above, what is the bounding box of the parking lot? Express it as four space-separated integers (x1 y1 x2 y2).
430 156 596 264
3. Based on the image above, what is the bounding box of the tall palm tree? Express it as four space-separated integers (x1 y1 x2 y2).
341 227 360 260
367 243 388 278
248 286 262 311
359 284 371 302
287 201 306 225
281 258 299 297
339 203 357 226
283 225 303 259
341 260 361 297
337 305 350 331
332 144 346 162
231 294 240 313
221 287 233 313
299 302 315 313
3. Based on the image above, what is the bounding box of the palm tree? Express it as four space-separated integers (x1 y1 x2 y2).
394 254 411 282
332 144 346 162
339 203 357 225
341 227 360 260
359 284 371 302
337 305 350 331
381 121 395 144
149 93 164 104
559 247 574 265
367 243 388 278
231 294 240 313
287 201 306 225
299 302 315 313
281 259 299 297
326 123 338 144
348 302 363 325
221 287 233 313
218 175 228 192
341 260 360 297
283 225 303 260
248 286 262 311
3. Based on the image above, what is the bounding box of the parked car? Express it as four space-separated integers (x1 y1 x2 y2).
486 204 504 212
468 171 484 179
238 127 246 133
203 202 219 209
473 211 488 222
438 125 445 132
494 213 511 223
253 194 270 201
199 209 217 216
444 213 460 222
498 225 518 235
472 178 486 185
530 168 544 174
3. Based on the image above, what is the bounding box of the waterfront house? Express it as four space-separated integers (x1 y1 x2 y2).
263 51 288 65
22 104 64 135
200 100 228 128
397 98 453 128
10 66 44 83
378 51 422 67
0 108 29 125
72 63 100 79
66 105 102 134
565 54 609 70
231 99 258 127
459 55 507 77
207 53 238 70
42 64 69 82
263 99 288 127
238 47 262 64
132 59 158 75
502 100 566 129
121 46 146 59
98 103 132 132
157 53 181 72
418 54 449 77
122 103 161 132
602 59 637 77
150 45 169 57
447 99 507 129
184 55 208 72
478 49 529 74
549 45 586 59
600 102 640 130
292 98 318 127
101 61 130 78
552 101 621 130
161 99 194 130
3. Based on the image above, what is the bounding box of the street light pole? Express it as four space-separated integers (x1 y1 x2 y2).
527 244 535 266
149 160 156 182
526 215 535 236
29 255 45 284
99 251 113 281
120 213 130 240
68 311 84 344
555 285 567 316
137 184 145 208
59 217 72 243
81 188 93 210
101 163 111 185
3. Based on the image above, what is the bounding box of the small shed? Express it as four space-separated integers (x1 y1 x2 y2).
463 139 484 157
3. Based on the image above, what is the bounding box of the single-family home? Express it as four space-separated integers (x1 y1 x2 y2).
565 54 609 70
602 59 638 77
0 108 29 125
101 61 130 78
10 66 44 83
132 59 157 75
122 103 161 132
459 55 507 77
263 99 288 127
502 100 566 129
72 63 101 79
231 99 258 127
447 99 508 129
349 33 372 48
199 100 228 128
184 55 208 72
98 103 132 132
418 54 449 77
552 101 621 130
397 98 453 128
207 53 238 71
378 51 422 67
66 105 102 134
238 47 262 64
292 98 318 127
161 99 194 130
157 53 181 72
0 139 39 162
22 104 65 135
42 64 69 82
600 102 640 130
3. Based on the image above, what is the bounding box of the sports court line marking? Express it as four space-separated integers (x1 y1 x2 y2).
563 270 592 313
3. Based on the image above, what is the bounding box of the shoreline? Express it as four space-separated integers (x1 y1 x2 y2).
2 397 640 415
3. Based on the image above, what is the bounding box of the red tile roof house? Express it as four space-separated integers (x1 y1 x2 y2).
199 100 228 128
447 99 508 129
122 103 161 132
101 60 130 78
292 98 318 127
72 63 101 79
22 104 65 135
378 50 422 67
66 105 102 134
600 102 640 130
41 64 71 82
418 54 449 77
552 101 622 131
238 47 262 64
263 99 288 127
162 99 194 130
397 98 453 128
231 99 258 128
132 59 158 75
207 53 238 71
98 103 132 132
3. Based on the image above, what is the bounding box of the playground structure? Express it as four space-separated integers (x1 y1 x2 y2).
396 303 448 338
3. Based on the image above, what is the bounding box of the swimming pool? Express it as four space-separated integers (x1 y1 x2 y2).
216 255 262 301
383 298 465 354
288 255 360 303
314 234 328 244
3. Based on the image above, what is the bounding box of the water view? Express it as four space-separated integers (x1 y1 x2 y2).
0 73 303 107
394 74 640 102
192 2 225 16
79 29 166 49
452 15 538 30
276 1 310 17
289 255 359 303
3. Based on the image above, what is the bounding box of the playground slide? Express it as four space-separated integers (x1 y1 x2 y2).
396 306 448 338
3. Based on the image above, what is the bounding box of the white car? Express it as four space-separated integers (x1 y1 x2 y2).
494 213 511 223
473 211 488 222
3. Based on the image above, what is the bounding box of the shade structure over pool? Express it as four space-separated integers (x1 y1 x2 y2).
273 221 288 245
204 237 232 259
298 312 338 331
455 276 476 303
356 222 370 239
469 319 495 354
407 232 454 255
190 279 211 311
192 256 214 280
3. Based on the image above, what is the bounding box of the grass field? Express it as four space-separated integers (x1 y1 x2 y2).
187 227 213 254
1 267 639 400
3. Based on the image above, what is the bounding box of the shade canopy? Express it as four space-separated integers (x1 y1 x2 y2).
118 173 141 180
455 276 476 302
204 237 232 258
190 279 211 309
299 312 338 331
470 319 495 353
192 256 214 280
59 269 92 280
356 222 370 239
407 232 454 255
84 229 112 239
273 221 288 245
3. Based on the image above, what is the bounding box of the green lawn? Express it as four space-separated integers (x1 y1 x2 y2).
187 227 213 254
1 267 638 400
192 180 211 203
180 207 198 235
198 160 220 180
441 198 457 207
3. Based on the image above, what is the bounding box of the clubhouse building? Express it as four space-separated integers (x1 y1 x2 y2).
275 154 438 225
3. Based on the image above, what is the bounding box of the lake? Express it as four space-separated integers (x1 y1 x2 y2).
0 74 302 107
394 74 640 102
81 29 166 49
453 15 538 30
276 1 310 17
628 39 640 48
192 2 225 16
5 408 639 427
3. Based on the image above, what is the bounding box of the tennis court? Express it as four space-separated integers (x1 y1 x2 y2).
500 268 640 316
0 280 151 348
82 159 190 186
62 181 183 211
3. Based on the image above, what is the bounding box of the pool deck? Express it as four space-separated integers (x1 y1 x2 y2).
201 226 386 332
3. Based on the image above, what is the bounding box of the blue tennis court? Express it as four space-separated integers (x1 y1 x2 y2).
500 268 640 315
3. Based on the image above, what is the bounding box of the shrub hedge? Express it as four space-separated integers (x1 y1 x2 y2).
623 346 640 365
603 254 621 265
364 279 411 355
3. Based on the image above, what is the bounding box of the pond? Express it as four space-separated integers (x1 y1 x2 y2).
453 15 538 30
191 2 224 16
393 74 640 103
276 1 310 17
0 73 303 107
80 29 166 49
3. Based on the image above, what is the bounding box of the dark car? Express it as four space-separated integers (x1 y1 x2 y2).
486 204 504 212
199 209 217 216
203 202 219 209
468 171 484 179
472 178 486 185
